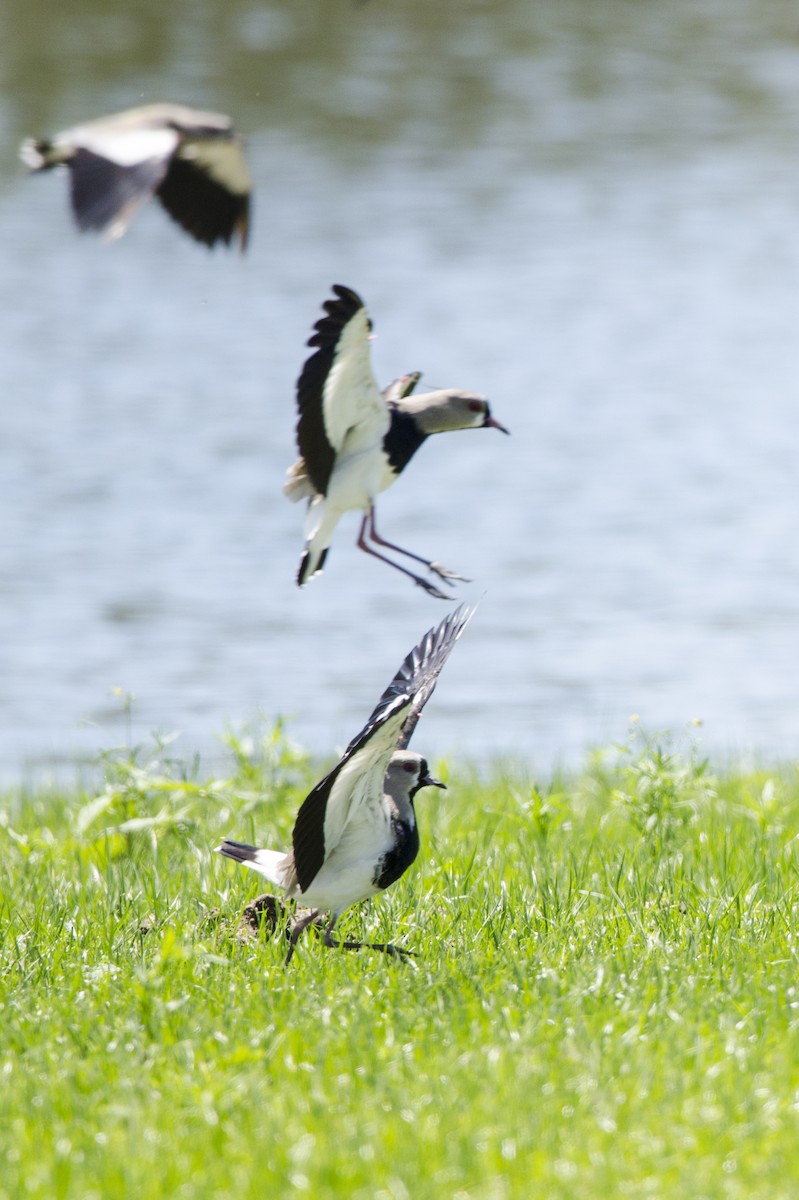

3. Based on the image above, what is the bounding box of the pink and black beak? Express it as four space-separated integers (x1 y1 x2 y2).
484 407 510 435
420 769 446 791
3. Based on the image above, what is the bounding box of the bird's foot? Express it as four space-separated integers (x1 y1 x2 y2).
428 562 471 585
414 575 454 601
325 931 416 960
371 942 416 961
284 908 324 965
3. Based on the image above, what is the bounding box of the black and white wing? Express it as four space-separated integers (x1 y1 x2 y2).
291 704 411 894
376 603 476 750
157 133 251 250
65 124 178 238
291 604 476 892
381 371 422 405
294 285 387 497
20 104 251 249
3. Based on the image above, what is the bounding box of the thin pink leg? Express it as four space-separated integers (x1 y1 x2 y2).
356 510 468 598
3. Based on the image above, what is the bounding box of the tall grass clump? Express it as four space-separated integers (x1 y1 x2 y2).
2 720 799 1199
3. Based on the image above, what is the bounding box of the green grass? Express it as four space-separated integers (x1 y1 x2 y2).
3 723 799 1199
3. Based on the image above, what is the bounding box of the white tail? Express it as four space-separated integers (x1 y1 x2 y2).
215 839 288 886
297 496 342 586
245 848 288 884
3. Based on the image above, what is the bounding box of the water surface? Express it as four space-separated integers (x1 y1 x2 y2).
3 0 799 782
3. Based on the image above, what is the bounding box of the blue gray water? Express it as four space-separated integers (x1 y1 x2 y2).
2 0 799 783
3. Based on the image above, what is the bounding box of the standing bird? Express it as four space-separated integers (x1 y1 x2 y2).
284 285 509 599
216 603 475 963
20 103 251 250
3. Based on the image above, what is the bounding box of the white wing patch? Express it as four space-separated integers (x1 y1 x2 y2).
319 701 410 860
321 307 387 454
178 137 252 195
74 126 178 167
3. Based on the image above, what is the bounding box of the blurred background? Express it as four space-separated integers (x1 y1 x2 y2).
2 0 799 784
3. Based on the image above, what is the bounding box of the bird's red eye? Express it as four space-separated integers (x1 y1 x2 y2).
468 400 484 413
403 761 416 773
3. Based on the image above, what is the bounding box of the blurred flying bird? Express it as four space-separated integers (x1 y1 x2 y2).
20 103 251 250
284 285 509 598
216 603 475 962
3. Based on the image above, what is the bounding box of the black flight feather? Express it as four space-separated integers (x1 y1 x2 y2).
294 284 369 496
387 603 477 750
291 766 344 893
156 154 250 249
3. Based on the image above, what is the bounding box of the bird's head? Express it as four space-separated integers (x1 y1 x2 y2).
404 389 510 436
387 750 446 801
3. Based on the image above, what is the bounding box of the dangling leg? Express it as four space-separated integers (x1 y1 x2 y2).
322 914 341 948
365 509 470 586
284 908 321 965
356 512 458 600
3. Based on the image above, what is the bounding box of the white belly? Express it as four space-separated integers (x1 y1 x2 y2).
326 439 385 514
287 807 395 916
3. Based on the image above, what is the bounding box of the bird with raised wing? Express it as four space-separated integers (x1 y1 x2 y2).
284 285 509 598
20 103 251 250
216 603 475 962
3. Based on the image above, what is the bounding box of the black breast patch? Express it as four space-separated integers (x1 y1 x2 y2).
373 818 419 891
382 408 428 477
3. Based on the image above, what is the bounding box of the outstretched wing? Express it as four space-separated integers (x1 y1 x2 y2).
377 603 477 750
291 604 476 892
294 285 387 496
291 698 411 893
68 148 170 236
158 134 251 250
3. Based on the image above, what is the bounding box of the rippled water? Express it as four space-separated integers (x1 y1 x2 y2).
3 0 799 784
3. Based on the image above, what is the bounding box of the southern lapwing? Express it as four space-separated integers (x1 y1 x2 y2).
284 285 509 599
20 103 251 250
216 603 475 963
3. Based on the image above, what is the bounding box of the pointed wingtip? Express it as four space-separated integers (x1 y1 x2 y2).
444 599 480 636
392 600 479 751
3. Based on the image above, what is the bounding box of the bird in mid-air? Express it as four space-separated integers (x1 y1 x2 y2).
284 285 509 598
20 103 251 250
216 603 475 962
